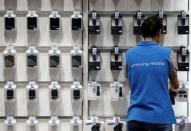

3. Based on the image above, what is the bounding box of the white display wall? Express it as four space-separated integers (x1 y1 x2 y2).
0 0 190 131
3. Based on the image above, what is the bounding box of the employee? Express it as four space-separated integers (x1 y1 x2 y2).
124 16 179 131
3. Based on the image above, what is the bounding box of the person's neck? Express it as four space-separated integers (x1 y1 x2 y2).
144 37 154 42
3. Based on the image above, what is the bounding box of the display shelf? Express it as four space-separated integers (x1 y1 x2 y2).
0 81 79 85
87 46 182 52
0 116 76 119
89 11 187 17
0 11 76 17
0 46 83 53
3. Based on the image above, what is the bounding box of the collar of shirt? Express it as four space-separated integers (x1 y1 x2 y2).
138 41 158 46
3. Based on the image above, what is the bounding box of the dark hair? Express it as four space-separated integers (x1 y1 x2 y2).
141 16 163 38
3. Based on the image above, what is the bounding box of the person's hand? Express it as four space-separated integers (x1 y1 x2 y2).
169 88 179 96
169 88 178 105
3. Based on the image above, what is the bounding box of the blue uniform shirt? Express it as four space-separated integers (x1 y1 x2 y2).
124 41 176 124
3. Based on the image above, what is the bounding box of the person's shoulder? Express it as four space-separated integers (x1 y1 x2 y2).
157 44 171 51
124 46 138 60
125 46 138 55
157 44 172 55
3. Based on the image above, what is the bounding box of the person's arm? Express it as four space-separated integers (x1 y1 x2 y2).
124 64 128 79
169 51 179 92
168 51 179 105
124 52 131 91
124 52 128 79
169 73 179 91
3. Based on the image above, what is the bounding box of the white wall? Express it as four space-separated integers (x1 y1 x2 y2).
0 0 190 130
